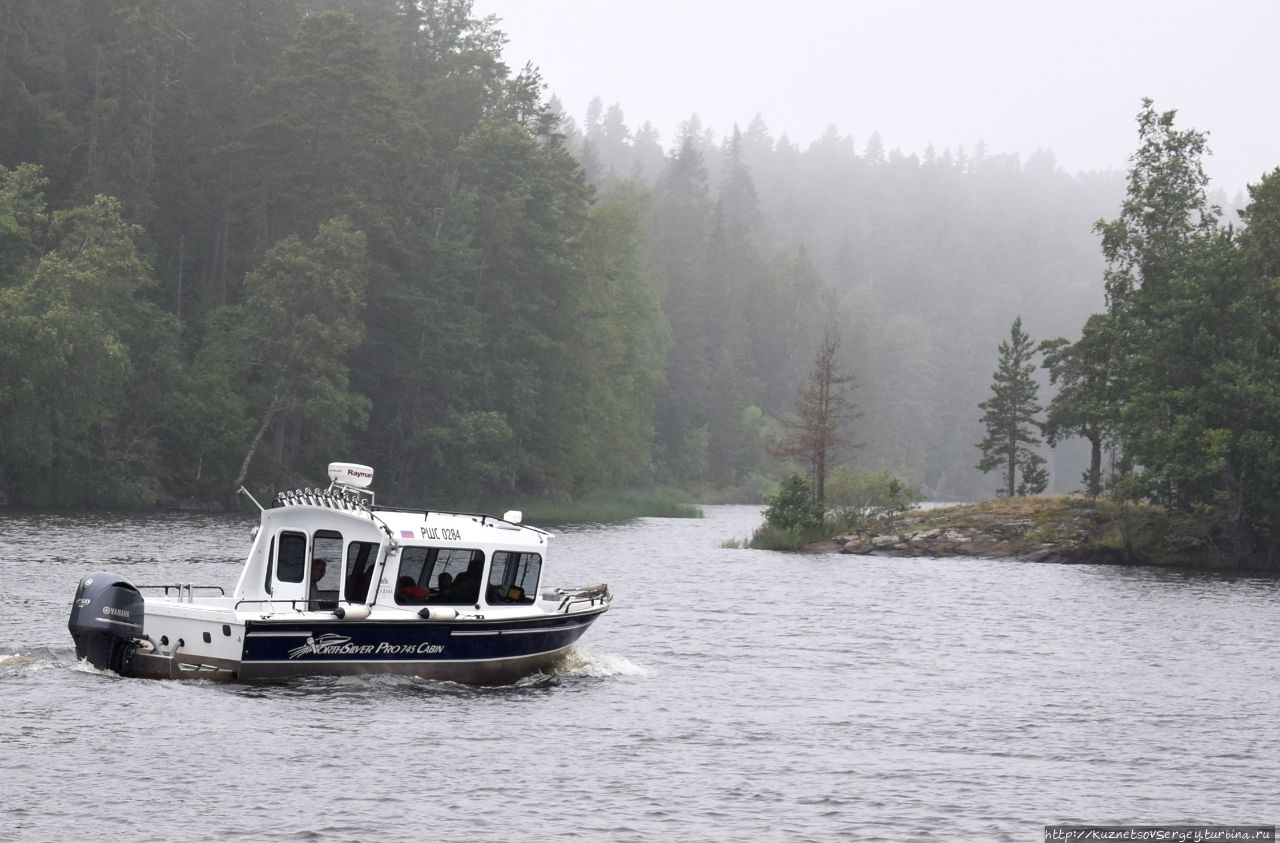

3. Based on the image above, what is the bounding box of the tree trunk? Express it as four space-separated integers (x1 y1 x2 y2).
1088 435 1103 498
814 448 826 508
1006 437 1017 497
234 394 279 488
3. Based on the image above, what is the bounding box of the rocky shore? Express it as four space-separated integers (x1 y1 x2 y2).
817 496 1142 565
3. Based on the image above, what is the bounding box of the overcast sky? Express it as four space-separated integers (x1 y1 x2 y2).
471 0 1277 199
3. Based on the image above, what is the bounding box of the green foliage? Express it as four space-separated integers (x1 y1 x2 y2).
5 11 1280 538
242 10 409 240
1058 102 1280 567
496 487 700 523
0 164 49 281
745 520 833 551
1041 313 1120 497
0 187 183 504
976 316 1047 497
426 410 516 501
200 216 371 490
825 466 922 523
750 471 869 549
762 473 824 531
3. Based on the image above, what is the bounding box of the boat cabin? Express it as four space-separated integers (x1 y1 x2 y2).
232 486 548 616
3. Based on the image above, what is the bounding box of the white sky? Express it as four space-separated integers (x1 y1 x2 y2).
471 0 1278 198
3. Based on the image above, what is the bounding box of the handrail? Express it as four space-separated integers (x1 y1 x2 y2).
136 584 226 598
267 488 549 542
553 583 611 613
233 597 339 613
369 505 553 537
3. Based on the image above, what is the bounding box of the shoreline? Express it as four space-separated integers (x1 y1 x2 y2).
815 495 1272 572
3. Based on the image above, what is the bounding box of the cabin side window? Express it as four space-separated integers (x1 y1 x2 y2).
344 541 379 603
486 551 540 605
276 532 307 583
395 547 485 605
311 530 343 591
309 530 342 610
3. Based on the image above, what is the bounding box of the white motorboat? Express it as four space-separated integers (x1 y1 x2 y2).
68 463 611 684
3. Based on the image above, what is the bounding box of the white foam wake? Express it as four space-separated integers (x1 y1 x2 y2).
553 644 650 679
2 651 89 676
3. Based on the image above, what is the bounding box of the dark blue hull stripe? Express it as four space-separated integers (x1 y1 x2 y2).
237 612 604 670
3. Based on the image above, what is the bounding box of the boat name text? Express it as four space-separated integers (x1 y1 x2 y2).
288 634 444 659
420 527 461 541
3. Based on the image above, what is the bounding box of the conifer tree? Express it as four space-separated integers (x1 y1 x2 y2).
977 316 1047 496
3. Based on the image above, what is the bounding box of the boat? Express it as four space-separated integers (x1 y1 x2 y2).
68 462 611 684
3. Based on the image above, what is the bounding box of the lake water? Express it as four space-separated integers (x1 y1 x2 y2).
2 505 1277 841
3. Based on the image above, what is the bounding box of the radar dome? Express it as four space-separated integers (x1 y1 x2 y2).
328 462 374 489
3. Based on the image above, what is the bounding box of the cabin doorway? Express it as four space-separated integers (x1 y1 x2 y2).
270 531 309 605
310 530 343 609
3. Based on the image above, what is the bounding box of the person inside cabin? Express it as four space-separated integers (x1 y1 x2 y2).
396 575 429 604
310 558 337 609
432 571 453 603
452 558 484 604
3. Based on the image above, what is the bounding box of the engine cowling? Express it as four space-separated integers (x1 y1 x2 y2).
68 572 146 675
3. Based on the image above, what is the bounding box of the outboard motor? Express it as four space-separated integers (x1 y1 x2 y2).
68 572 146 676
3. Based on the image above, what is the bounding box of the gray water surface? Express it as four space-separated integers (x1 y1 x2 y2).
2 506 1276 841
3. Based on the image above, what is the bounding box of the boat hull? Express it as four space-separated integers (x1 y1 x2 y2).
235 612 604 684
117 609 606 684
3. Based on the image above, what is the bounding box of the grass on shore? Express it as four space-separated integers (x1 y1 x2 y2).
478 487 701 524
730 512 865 551
909 494 1177 560
741 493 1197 563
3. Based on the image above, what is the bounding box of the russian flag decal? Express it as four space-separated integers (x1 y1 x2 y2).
400 529 415 538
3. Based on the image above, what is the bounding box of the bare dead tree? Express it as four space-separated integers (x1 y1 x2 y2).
772 326 859 506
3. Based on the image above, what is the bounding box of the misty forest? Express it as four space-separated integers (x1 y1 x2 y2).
2 1 1280 565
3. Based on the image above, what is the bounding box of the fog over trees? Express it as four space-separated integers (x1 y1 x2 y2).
2 0 1278 566
563 100 1129 498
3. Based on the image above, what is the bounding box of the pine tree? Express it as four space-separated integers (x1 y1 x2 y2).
977 316 1047 497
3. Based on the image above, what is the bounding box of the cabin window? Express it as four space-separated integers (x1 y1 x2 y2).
310 530 342 610
311 530 343 591
344 541 379 603
276 532 307 583
486 551 541 605
396 547 485 605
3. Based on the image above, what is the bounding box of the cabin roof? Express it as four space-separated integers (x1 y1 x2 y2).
260 497 549 549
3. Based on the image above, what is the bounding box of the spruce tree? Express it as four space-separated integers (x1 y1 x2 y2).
977 316 1047 497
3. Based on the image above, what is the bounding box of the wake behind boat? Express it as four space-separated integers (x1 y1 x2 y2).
68 463 611 684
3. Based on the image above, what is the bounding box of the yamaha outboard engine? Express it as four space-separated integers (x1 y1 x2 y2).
68 572 145 676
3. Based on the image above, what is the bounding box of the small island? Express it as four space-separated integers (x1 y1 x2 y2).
820 495 1249 570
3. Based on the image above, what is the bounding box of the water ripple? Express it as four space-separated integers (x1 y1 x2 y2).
1 505 1278 841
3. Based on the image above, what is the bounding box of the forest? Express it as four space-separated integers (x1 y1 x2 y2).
1 1 1278 566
